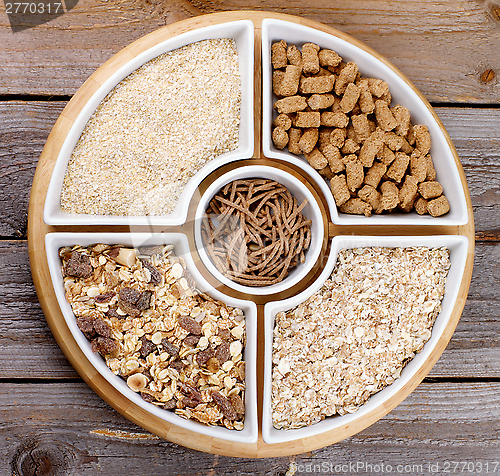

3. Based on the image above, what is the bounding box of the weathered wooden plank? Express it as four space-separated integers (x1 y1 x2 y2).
0 0 166 96
1 381 499 473
1 101 500 238
1 240 499 379
0 101 65 237
0 240 78 377
434 108 500 240
436 108 500 168
0 0 499 101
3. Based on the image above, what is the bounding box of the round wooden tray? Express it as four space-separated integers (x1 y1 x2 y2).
28 11 475 457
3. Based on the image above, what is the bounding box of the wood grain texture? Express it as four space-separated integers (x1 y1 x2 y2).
0 0 495 467
1 239 498 379
0 0 166 96
24 14 475 454
0 101 65 237
1 381 499 473
1 0 499 101
1 102 499 239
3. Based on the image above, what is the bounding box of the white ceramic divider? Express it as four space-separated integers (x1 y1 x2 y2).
263 234 468 443
261 18 468 226
44 20 254 227
46 232 258 444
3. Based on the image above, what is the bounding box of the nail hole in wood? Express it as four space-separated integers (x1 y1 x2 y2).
491 4 500 21
481 69 495 83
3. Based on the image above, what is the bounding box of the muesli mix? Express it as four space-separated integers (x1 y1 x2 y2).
272 246 451 429
60 243 246 430
271 40 449 217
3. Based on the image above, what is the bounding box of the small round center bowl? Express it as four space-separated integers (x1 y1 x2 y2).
194 165 325 296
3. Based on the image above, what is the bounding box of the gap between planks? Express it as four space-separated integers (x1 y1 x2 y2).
2 94 500 109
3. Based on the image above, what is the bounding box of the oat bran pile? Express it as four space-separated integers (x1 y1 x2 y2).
61 39 241 216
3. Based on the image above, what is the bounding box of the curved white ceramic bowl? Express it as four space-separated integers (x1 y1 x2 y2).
44 20 254 227
194 165 325 296
262 234 468 444
261 19 468 226
45 232 258 444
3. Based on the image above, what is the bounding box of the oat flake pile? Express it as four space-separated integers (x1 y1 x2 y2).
61 39 241 216
272 246 451 429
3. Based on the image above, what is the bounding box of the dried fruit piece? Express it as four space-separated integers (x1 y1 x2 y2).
140 391 155 403
135 291 152 311
64 251 93 279
142 260 161 284
229 394 245 419
118 287 143 317
139 336 155 358
118 299 141 317
178 316 202 335
106 308 122 319
218 328 232 341
95 291 115 303
180 383 202 408
196 347 215 366
163 398 177 410
212 391 237 420
76 316 95 337
93 318 112 338
215 342 231 364
91 336 118 355
119 287 141 304
161 338 179 357
183 335 200 346
138 245 164 256
168 360 186 373
207 357 220 373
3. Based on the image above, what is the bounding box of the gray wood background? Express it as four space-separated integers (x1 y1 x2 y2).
1 0 499 474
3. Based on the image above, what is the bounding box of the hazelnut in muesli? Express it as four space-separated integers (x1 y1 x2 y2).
59 243 246 430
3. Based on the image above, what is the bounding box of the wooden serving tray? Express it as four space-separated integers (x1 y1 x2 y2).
28 11 475 457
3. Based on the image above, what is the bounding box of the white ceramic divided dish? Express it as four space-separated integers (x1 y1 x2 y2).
262 234 468 444
44 20 254 227
261 19 468 226
194 165 325 296
45 232 258 444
